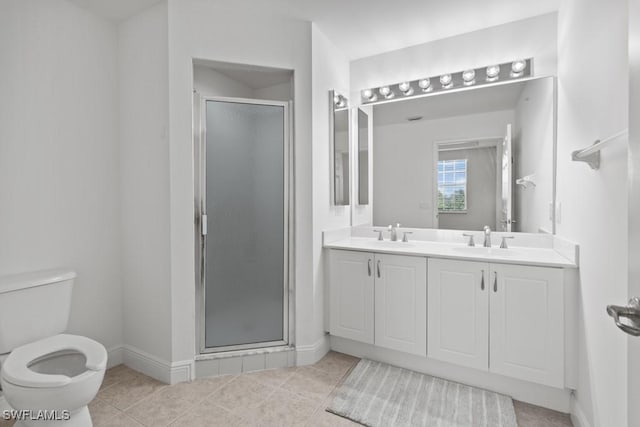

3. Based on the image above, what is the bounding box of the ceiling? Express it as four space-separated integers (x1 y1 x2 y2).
69 0 560 60
68 0 162 21
373 80 526 127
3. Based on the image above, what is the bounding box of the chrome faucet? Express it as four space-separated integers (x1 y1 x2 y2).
483 226 492 247
388 223 401 241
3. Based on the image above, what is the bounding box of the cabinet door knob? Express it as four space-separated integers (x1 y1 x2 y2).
493 272 498 292
480 270 485 290
377 260 381 278
367 259 372 276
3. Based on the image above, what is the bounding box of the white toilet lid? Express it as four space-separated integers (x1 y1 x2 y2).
1 334 107 388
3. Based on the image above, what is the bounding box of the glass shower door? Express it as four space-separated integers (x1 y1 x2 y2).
202 98 288 352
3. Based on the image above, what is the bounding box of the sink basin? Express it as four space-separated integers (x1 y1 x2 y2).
451 246 519 257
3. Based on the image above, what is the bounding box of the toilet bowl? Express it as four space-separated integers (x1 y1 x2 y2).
0 334 107 427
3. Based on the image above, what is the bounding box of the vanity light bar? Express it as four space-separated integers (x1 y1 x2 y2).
360 58 533 105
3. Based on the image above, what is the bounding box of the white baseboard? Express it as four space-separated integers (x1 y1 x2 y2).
107 346 124 368
570 395 592 427
295 335 330 366
113 345 194 385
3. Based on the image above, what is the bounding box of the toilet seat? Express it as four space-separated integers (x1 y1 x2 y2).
0 334 107 388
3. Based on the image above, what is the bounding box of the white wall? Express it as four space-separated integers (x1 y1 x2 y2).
0 0 122 352
350 13 558 101
193 65 254 98
556 0 629 426
254 81 293 102
118 1 173 363
513 77 555 234
167 0 314 362
311 24 351 341
373 110 514 228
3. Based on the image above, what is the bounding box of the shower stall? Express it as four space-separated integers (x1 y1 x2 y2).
195 95 292 353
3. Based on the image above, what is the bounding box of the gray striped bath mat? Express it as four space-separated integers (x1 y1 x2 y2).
327 359 517 427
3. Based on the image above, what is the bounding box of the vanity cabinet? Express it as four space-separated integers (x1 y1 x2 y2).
329 250 427 356
375 253 427 356
329 250 374 344
427 259 489 370
427 258 564 388
489 263 564 388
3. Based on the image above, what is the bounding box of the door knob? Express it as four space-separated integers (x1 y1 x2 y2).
607 297 640 336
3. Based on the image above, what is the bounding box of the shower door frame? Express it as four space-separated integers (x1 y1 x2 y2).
194 94 293 354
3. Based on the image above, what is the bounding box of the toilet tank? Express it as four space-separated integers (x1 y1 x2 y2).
0 269 75 354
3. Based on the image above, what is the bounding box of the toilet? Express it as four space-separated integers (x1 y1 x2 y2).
0 270 107 426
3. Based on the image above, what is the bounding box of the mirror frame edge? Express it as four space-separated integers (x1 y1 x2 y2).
329 89 351 207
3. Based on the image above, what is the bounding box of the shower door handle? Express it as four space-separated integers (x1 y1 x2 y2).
201 214 208 236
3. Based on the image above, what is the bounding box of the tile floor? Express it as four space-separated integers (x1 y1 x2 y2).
0 351 572 427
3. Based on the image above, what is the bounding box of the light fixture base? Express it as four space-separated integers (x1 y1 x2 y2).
360 58 533 105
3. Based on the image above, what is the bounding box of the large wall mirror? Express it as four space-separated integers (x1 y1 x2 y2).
330 90 350 206
371 76 556 233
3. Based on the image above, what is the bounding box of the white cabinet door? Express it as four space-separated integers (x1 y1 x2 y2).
428 258 489 370
489 263 564 388
374 254 427 356
329 250 374 344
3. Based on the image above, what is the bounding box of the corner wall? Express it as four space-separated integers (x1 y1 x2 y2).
118 1 173 366
311 24 351 357
556 0 629 426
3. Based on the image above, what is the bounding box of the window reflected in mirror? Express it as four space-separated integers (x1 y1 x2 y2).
437 159 467 212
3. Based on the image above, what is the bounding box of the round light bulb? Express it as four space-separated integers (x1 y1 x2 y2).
398 82 413 96
462 69 476 86
510 60 527 77
362 89 377 102
334 94 342 105
486 65 500 81
511 60 526 73
418 78 431 91
440 74 453 88
379 86 394 99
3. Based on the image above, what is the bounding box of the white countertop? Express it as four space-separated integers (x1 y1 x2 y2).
324 237 577 268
